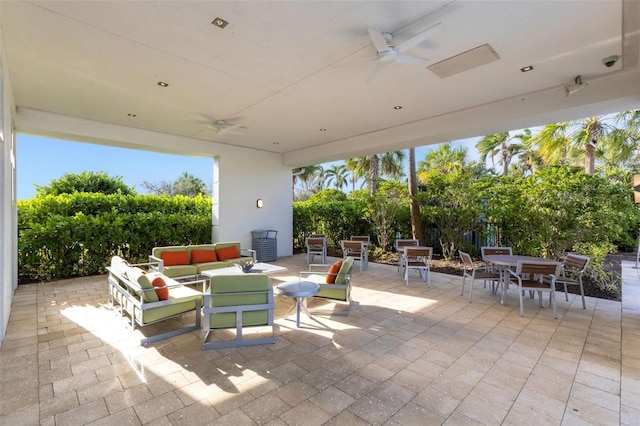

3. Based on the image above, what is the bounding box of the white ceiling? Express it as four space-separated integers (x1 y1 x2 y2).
2 1 639 167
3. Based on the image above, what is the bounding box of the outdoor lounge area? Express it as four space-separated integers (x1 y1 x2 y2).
1 253 639 425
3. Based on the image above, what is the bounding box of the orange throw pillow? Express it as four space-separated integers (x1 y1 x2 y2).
191 249 217 263
326 260 343 284
152 276 169 300
216 246 240 261
161 251 189 266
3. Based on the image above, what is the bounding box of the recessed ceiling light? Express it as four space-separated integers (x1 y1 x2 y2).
127 113 136 117
393 105 403 110
319 128 326 132
212 17 228 28
520 65 534 72
157 81 169 87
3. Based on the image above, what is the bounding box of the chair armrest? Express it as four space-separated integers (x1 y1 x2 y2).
307 264 330 272
148 255 163 273
241 248 257 261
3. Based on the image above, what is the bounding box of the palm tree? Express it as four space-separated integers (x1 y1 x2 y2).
408 148 423 244
511 129 543 176
476 132 523 175
323 164 348 190
417 143 468 182
346 151 405 195
293 165 324 195
531 113 640 175
344 158 367 192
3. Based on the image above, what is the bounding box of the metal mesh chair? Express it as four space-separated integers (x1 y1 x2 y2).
459 251 502 302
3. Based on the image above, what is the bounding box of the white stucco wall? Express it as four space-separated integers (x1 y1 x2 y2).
214 153 293 256
0 19 17 344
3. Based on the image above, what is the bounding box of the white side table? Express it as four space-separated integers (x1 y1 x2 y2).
275 281 320 327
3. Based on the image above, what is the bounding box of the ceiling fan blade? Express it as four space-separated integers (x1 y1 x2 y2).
368 27 391 52
224 123 244 132
395 54 426 66
395 22 442 53
365 64 383 82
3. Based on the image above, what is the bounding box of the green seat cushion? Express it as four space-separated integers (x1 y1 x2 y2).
131 285 202 324
316 286 347 300
208 311 269 329
195 261 229 273
162 265 198 278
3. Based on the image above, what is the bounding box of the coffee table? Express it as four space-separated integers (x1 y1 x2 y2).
275 281 320 327
200 262 287 278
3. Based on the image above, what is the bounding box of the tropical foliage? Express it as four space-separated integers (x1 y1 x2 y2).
18 193 212 280
35 171 135 196
142 172 210 197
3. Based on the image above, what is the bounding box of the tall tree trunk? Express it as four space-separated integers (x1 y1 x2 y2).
408 148 423 245
501 145 509 175
585 143 596 174
585 120 602 175
370 154 379 195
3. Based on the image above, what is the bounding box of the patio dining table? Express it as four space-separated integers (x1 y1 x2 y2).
483 254 558 305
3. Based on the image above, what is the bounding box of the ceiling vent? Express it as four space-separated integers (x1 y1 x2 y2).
428 44 500 78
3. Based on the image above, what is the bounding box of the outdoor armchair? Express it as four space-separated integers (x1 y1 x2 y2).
299 256 355 315
202 274 275 349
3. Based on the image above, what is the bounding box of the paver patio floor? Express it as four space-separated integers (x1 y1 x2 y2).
1 254 639 425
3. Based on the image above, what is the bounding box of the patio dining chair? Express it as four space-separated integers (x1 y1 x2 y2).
403 246 433 286
480 246 513 264
459 250 502 302
555 253 590 309
507 260 562 318
395 239 419 274
305 236 327 265
341 240 367 272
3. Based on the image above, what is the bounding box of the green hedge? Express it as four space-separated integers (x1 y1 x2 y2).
18 193 212 281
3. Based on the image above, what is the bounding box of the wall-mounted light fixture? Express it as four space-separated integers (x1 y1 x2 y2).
564 75 585 96
256 199 263 208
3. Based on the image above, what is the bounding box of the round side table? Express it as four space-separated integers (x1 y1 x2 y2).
275 281 320 327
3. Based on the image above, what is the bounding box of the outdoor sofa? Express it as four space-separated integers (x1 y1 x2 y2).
150 242 256 279
107 255 204 345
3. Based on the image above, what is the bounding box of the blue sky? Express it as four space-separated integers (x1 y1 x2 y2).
16 133 480 200
17 135 214 200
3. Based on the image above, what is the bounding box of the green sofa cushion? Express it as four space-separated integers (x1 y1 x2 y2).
161 264 198 278
195 261 229 273
124 266 159 302
335 257 354 285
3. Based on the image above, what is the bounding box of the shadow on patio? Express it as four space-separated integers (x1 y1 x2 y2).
1 254 638 425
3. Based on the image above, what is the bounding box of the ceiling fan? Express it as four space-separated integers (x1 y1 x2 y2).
209 119 246 136
365 22 442 82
